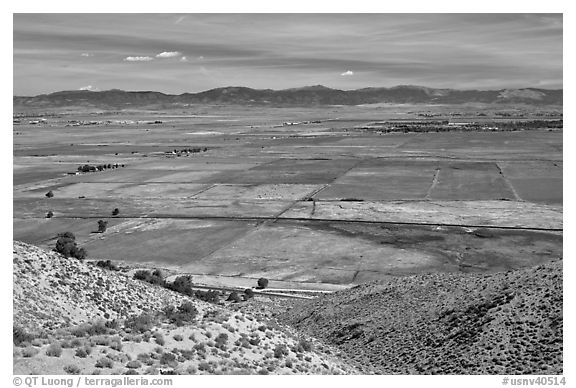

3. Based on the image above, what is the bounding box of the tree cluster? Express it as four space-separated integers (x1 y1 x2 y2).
54 232 87 260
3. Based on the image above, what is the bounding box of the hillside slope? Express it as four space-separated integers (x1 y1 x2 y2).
281 260 563 374
13 241 356 375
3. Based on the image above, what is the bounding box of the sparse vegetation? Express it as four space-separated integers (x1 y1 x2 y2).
97 220 108 233
95 357 114 368
54 232 86 260
95 259 119 271
133 269 165 286
244 288 255 299
63 364 81 375
13 326 35 346
46 343 62 357
257 278 269 289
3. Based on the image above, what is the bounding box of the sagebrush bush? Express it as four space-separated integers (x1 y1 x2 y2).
13 326 35 346
96 260 119 271
133 270 165 286
22 347 39 358
63 365 81 375
166 275 194 296
95 357 114 368
126 360 142 369
159 352 178 367
274 344 289 358
297 338 313 352
154 332 165 346
46 343 63 357
75 348 88 358
124 313 156 334
163 302 198 326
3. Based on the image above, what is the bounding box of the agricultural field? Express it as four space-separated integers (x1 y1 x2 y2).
13 105 563 291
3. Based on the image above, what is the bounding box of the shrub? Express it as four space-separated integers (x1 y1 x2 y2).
180 349 194 360
112 208 120 216
274 344 289 358
46 211 54 218
167 275 194 296
96 260 118 271
45 190 54 198
63 365 81 375
22 347 39 358
215 333 228 349
95 357 114 368
297 338 313 352
257 278 269 289
54 232 86 260
110 339 122 351
46 343 63 357
227 291 242 303
133 270 164 286
137 353 153 365
97 220 108 233
173 334 183 342
244 288 255 299
194 289 220 304
159 352 178 367
75 348 88 358
163 302 198 326
126 360 142 369
13 326 34 346
124 313 156 333
198 362 212 373
72 321 108 337
154 332 165 346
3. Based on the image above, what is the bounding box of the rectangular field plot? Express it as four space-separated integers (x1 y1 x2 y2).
428 162 516 200
181 224 441 282
281 200 563 229
498 161 562 204
149 199 292 218
508 178 562 204
206 169 346 184
316 177 433 200
315 162 437 200
17 182 211 199
80 218 256 267
193 184 322 201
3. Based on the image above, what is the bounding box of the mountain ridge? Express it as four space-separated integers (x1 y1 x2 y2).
13 85 563 110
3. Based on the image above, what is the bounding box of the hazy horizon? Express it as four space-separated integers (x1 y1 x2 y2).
14 13 563 95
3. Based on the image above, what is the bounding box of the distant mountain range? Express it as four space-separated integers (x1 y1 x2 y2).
13 85 563 110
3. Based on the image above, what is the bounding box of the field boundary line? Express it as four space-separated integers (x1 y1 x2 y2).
48 214 563 232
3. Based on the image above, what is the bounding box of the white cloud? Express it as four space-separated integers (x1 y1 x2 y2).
180 56 188 62
156 51 181 58
124 56 154 62
81 53 93 57
341 70 354 76
79 85 98 91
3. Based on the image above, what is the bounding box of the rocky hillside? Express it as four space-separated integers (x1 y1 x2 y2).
13 85 563 110
281 259 563 374
13 241 356 375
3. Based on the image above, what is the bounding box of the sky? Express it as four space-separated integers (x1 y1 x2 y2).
13 13 563 95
